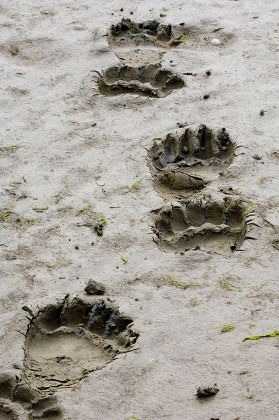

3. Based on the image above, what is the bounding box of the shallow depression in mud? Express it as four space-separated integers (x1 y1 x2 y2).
96 63 185 97
109 19 179 48
23 297 138 393
108 18 234 50
149 124 235 193
152 197 254 253
28 331 106 361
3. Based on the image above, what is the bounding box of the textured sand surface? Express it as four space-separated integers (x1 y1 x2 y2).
0 0 279 419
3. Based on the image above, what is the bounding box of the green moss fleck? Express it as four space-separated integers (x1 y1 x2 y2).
220 324 235 333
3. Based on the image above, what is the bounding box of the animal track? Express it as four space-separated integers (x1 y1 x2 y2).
0 371 63 419
152 197 256 253
109 19 233 49
149 125 235 192
23 296 138 393
0 372 63 419
109 19 180 48
96 63 185 97
0 296 138 419
0 401 17 420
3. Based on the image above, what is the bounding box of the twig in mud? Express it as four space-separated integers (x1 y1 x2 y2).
44 226 60 234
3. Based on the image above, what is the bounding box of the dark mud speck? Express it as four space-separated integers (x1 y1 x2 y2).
196 385 219 399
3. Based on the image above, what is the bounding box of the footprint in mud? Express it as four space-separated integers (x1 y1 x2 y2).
0 370 64 419
108 19 233 49
108 19 183 65
152 197 257 253
0 296 138 419
23 296 138 393
0 376 17 420
109 19 180 48
149 124 235 193
96 63 185 97
0 400 18 420
0 381 62 419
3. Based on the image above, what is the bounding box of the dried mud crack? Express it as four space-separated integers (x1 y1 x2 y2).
149 124 235 192
152 197 257 253
96 63 185 97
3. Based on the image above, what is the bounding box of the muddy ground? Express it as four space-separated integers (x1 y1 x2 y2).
0 0 279 419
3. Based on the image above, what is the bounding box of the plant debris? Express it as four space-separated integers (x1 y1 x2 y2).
0 208 14 222
163 275 201 289
94 214 107 236
9 43 19 56
220 276 240 292
117 252 128 264
32 207 48 213
128 177 143 192
164 275 184 288
220 324 235 333
190 298 199 307
79 204 93 214
0 145 20 155
243 330 279 341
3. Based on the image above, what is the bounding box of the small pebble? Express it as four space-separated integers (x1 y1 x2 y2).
260 110 265 116
74 245 79 250
206 69 211 76
211 38 221 46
